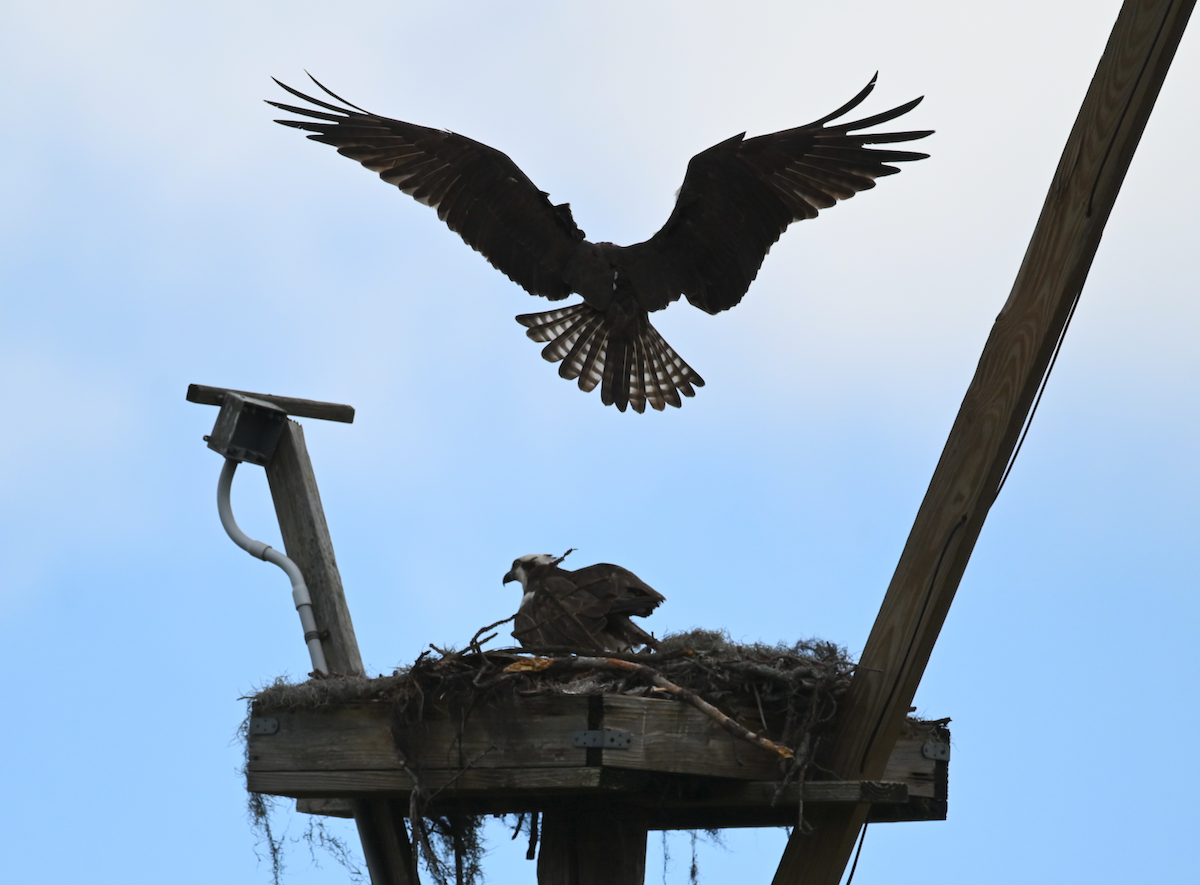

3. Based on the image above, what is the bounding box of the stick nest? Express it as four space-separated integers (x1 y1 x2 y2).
248 629 857 885
251 628 854 757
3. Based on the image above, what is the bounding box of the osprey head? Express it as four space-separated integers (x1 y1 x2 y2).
502 553 557 589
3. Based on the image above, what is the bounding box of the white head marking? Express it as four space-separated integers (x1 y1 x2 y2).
507 554 556 591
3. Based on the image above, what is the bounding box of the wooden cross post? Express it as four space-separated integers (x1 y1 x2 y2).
266 420 420 885
537 804 649 885
189 384 417 885
771 1 1195 882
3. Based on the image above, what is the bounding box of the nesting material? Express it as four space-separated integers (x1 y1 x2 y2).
250 628 855 762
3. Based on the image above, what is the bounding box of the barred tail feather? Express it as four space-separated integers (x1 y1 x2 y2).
518 303 590 347
629 334 650 414
650 331 701 401
515 304 705 411
559 313 608 393
573 321 609 394
601 329 632 412
641 333 678 410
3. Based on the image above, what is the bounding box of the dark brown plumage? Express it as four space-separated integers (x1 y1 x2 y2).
503 553 664 652
270 75 931 411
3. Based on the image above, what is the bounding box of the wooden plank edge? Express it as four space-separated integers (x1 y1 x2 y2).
259 769 907 806
291 781 941 829
248 766 608 797
187 383 355 423
298 797 355 818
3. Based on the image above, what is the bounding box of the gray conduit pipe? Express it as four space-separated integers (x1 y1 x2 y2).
217 458 329 674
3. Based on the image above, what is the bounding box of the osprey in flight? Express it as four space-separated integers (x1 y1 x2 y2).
271 76 931 412
503 552 664 652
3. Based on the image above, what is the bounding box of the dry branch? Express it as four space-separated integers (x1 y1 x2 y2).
505 655 794 760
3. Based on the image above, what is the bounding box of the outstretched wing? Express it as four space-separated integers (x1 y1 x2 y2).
269 77 586 301
624 75 933 314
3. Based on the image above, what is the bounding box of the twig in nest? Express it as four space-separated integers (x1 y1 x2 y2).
470 658 496 687
472 632 498 650
752 682 768 732
487 645 695 663
467 615 516 654
504 656 794 760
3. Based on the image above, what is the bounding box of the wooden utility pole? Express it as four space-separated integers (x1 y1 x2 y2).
537 805 649 885
772 1 1195 882
190 384 417 885
265 421 363 675
264 421 418 885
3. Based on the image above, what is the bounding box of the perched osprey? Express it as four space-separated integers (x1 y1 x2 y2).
271 75 931 412
502 552 664 652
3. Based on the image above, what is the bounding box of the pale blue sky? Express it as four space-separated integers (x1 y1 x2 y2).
2 1 1196 882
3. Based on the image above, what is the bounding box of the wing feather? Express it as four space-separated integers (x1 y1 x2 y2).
270 77 585 302
626 76 931 315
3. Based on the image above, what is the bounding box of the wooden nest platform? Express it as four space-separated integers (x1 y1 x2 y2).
246 631 949 831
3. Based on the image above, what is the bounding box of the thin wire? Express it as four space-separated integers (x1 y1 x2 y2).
995 290 1082 498
844 823 868 885
859 514 965 773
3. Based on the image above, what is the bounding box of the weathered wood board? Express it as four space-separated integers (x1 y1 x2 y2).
250 695 590 773
601 695 780 779
247 694 948 827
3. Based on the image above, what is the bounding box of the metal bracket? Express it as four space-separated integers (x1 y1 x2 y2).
921 739 950 761
572 729 632 749
250 717 280 735
205 393 287 466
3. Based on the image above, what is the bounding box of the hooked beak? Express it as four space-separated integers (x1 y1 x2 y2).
502 570 516 585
